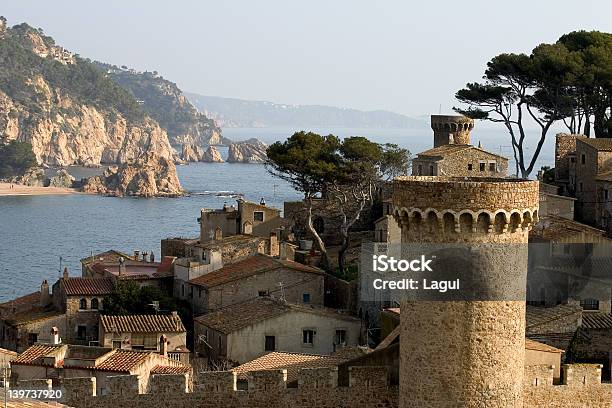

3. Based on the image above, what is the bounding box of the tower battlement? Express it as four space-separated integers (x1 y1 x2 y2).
431 114 474 147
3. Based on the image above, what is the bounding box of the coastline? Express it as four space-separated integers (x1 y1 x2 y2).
0 182 81 197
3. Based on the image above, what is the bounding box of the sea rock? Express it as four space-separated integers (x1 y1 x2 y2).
81 153 183 197
48 169 75 188
13 167 46 187
202 146 224 163
227 138 268 163
181 143 204 162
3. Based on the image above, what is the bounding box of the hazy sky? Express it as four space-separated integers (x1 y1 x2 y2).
3 1 611 116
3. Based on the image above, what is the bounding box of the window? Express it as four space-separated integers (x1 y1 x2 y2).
303 293 311 303
77 326 87 340
429 165 434 175
112 341 122 349
579 182 583 192
570 157 576 163
417 165 423 175
91 298 99 310
313 217 325 233
581 154 586 165
581 298 600 311
27 333 38 346
489 162 496 172
181 284 185 297
253 211 264 222
302 329 315 346
468 163 473 171
479 162 486 172
335 329 347 345
265 336 276 351
258 290 269 297
605 189 609 201
79 298 87 310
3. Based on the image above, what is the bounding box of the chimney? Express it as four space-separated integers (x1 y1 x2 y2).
150 251 155 263
50 327 61 345
214 226 223 241
269 232 279 257
159 334 168 357
134 250 140 260
142 251 148 262
62 267 69 279
118 257 126 276
279 242 295 261
40 280 50 307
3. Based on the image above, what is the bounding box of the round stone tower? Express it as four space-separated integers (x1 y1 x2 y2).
392 176 539 408
431 115 474 147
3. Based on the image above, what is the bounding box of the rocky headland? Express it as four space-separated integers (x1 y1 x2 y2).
227 138 268 163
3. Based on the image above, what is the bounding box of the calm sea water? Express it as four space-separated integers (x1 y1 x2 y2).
0 127 555 301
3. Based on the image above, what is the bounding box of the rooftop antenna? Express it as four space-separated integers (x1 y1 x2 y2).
148 300 160 314
58 256 63 279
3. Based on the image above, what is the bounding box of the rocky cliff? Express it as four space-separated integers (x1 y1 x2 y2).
203 146 223 163
82 154 183 197
181 144 223 163
0 20 183 196
98 63 231 149
227 138 268 163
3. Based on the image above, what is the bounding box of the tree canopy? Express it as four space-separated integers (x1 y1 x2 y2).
0 140 37 178
455 30 611 178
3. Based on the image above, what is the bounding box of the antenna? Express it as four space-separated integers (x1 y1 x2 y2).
58 256 63 279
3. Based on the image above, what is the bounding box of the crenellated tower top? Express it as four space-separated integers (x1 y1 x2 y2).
431 114 474 147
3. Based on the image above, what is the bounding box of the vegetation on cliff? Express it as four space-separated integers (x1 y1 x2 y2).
0 140 37 178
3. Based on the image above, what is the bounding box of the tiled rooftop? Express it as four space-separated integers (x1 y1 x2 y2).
579 137 612 152
232 351 348 383
417 144 473 157
150 364 192 374
189 254 322 288
100 314 186 334
195 297 358 334
62 277 114 296
80 250 132 265
582 312 612 330
376 325 400 351
91 258 174 281
5 399 70 408
12 344 64 365
524 338 564 353
94 349 151 372
529 215 608 241
526 304 583 329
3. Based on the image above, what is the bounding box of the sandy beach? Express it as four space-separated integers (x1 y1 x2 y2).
0 182 80 196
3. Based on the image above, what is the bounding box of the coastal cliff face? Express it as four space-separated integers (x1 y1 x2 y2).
227 138 268 163
82 154 183 197
203 146 223 163
0 20 183 196
181 144 224 163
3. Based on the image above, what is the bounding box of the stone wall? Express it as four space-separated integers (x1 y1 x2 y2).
412 149 508 178
555 134 585 183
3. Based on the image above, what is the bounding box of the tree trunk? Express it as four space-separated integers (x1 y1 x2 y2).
305 196 330 270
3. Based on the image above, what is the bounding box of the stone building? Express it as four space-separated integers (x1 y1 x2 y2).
392 176 539 407
411 115 508 177
85 254 175 292
199 199 286 242
554 134 612 230
99 313 189 364
194 297 361 365
182 253 325 315
538 182 576 219
11 335 191 395
51 273 115 345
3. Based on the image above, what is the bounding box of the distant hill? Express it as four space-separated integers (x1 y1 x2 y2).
185 93 427 129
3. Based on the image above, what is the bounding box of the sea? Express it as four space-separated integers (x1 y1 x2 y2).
0 127 557 301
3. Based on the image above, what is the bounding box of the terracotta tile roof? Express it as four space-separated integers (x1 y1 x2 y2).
529 215 608 241
232 352 347 383
80 250 132 265
62 277 114 296
0 291 40 309
527 332 581 352
5 310 64 327
582 312 612 330
93 349 151 372
0 347 18 357
12 344 64 366
151 364 192 374
194 297 358 334
92 260 172 281
524 338 564 353
6 400 71 408
579 138 612 152
330 346 371 360
526 304 582 329
100 314 186 334
417 144 506 160
189 254 322 288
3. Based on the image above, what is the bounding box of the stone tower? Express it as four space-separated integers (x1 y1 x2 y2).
392 176 539 408
431 115 474 147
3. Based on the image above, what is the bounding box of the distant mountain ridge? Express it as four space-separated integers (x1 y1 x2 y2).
185 93 427 129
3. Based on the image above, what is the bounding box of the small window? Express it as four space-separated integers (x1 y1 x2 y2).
579 182 583 192
91 298 99 310
417 165 423 175
581 298 600 311
253 211 264 222
581 154 586 165
605 189 609 200
77 325 87 340
258 290 268 297
112 341 122 349
181 284 185 297
468 163 473 171
302 329 314 346
479 162 486 172
265 335 276 351
489 162 496 172
27 333 38 346
79 298 87 310
429 165 434 175
335 329 347 345
570 157 576 163
303 293 311 303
